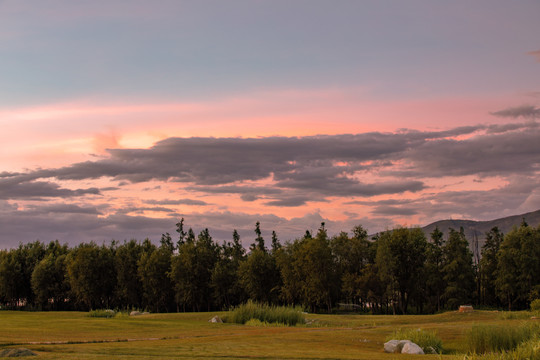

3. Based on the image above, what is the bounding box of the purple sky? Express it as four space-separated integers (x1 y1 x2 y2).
0 0 539 247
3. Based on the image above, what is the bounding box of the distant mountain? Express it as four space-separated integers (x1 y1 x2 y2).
421 209 540 258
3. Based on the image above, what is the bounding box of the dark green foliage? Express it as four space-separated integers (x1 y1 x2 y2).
31 253 69 310
496 223 540 310
425 226 445 312
376 227 427 314
138 243 174 312
442 228 476 310
1 218 539 314
115 240 144 309
276 224 338 312
479 227 503 307
239 248 279 303
170 228 218 311
66 242 116 310
211 230 246 309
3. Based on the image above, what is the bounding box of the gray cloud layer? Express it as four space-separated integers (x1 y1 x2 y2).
5 121 537 203
1 119 539 246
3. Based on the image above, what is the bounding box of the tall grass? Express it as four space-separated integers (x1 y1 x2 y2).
499 311 532 320
457 336 540 360
467 322 540 354
87 309 116 318
226 301 305 326
387 328 443 354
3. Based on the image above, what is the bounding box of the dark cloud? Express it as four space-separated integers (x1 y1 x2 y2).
418 128 540 177
0 177 100 200
4 124 539 205
118 206 175 214
1 121 538 247
21 133 429 188
25 203 102 215
372 205 419 216
144 199 209 206
490 105 540 118
187 185 282 196
265 196 311 207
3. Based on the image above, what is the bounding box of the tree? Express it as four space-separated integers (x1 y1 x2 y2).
170 229 218 311
31 253 69 310
252 221 265 251
0 250 24 308
290 224 338 312
115 240 144 309
479 227 503 307
442 228 475 310
238 248 277 303
376 227 427 314
424 226 445 312
176 218 187 248
66 243 116 310
496 223 540 310
138 241 174 312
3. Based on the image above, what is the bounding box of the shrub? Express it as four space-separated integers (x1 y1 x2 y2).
387 328 443 354
531 299 540 312
87 309 116 318
227 301 305 326
467 322 540 354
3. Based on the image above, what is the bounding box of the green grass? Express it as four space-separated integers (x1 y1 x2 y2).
387 328 444 354
455 336 540 360
0 310 538 359
225 300 305 326
467 322 540 354
87 309 117 318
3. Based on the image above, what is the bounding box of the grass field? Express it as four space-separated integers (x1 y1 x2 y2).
0 310 537 359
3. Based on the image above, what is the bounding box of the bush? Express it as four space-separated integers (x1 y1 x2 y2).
227 301 305 326
467 322 540 354
387 328 443 354
531 299 540 312
87 309 116 318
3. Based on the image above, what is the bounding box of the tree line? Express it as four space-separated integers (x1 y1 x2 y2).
0 219 538 313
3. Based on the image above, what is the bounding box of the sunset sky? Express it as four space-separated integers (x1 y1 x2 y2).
1 0 539 248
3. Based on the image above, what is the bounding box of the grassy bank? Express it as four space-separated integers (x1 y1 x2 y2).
0 310 537 359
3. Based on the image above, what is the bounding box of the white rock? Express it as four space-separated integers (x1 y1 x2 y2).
209 315 223 323
401 342 424 355
383 340 400 353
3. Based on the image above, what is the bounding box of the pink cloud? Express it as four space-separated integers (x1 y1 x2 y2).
0 88 525 174
528 49 540 62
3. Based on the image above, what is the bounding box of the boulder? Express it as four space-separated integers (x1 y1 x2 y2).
459 305 474 313
384 340 425 355
130 311 142 316
0 348 37 357
383 340 400 353
402 342 425 355
209 315 223 323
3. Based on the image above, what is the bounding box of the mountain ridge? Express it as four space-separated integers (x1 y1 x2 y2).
420 209 540 257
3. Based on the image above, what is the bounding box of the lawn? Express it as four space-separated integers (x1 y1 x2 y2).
0 310 536 359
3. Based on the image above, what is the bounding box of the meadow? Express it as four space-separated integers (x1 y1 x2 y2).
0 310 537 359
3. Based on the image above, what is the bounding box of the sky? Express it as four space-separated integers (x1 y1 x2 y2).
1 0 539 248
